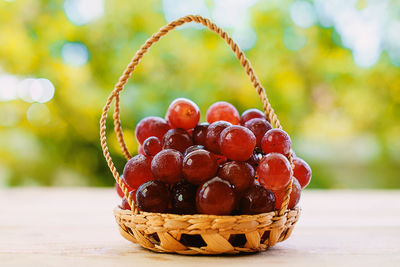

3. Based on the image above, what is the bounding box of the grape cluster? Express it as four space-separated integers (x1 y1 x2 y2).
116 98 312 215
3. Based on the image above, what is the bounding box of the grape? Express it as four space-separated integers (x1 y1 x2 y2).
121 197 131 210
244 118 272 147
182 149 218 185
219 125 256 161
206 101 240 125
214 154 228 165
186 128 194 137
246 152 260 168
261 129 291 156
166 98 200 130
184 145 205 156
290 149 296 158
192 122 209 146
123 154 153 190
115 178 133 198
240 108 266 125
171 181 198 214
218 161 255 193
239 184 276 214
274 177 301 210
143 136 162 157
135 116 170 144
196 177 235 215
136 180 170 213
151 149 183 184
257 153 292 191
128 189 138 211
115 182 124 198
293 157 312 189
162 128 193 153
205 121 231 154
138 145 145 155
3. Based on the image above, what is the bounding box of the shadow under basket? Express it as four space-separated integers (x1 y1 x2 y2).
114 207 300 254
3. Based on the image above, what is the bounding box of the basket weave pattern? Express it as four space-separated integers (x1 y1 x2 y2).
115 208 300 254
100 15 300 254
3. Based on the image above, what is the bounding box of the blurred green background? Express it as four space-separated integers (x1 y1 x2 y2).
1 0 399 188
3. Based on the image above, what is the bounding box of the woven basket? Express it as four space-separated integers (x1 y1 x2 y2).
100 15 301 255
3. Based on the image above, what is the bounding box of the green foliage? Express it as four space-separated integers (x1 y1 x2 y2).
0 0 399 188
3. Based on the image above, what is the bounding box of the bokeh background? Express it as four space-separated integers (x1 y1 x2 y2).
1 0 399 189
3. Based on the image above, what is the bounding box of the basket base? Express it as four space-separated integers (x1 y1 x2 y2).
114 207 300 255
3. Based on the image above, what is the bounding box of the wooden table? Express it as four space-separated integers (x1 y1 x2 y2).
1 189 399 266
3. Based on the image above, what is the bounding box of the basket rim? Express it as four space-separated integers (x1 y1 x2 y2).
114 206 301 219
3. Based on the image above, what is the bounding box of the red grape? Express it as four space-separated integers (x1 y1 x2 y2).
166 98 200 130
136 180 170 213
184 145 205 156
261 129 292 156
214 153 228 165
239 184 276 214
162 128 193 153
151 149 183 184
128 189 138 210
186 128 194 137
171 181 198 214
244 118 272 147
240 108 266 125
206 101 240 125
196 177 235 215
128 189 137 200
293 157 312 189
257 153 292 191
205 121 231 154
182 149 218 185
192 122 209 146
218 161 255 193
246 152 260 168
115 178 133 198
138 145 145 155
219 125 256 161
135 116 170 144
143 136 162 157
123 154 153 190
290 149 296 158
115 182 124 198
274 177 301 210
121 197 131 210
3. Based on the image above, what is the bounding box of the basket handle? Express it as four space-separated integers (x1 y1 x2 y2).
100 15 294 216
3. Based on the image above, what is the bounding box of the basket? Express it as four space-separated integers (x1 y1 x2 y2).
100 14 301 255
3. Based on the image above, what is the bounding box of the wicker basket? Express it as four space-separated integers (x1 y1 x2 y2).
100 15 301 255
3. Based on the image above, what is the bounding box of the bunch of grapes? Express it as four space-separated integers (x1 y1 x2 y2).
116 98 312 215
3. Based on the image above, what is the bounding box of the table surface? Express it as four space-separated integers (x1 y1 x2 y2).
1 189 400 267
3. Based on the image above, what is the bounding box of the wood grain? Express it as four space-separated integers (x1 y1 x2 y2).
1 189 399 266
